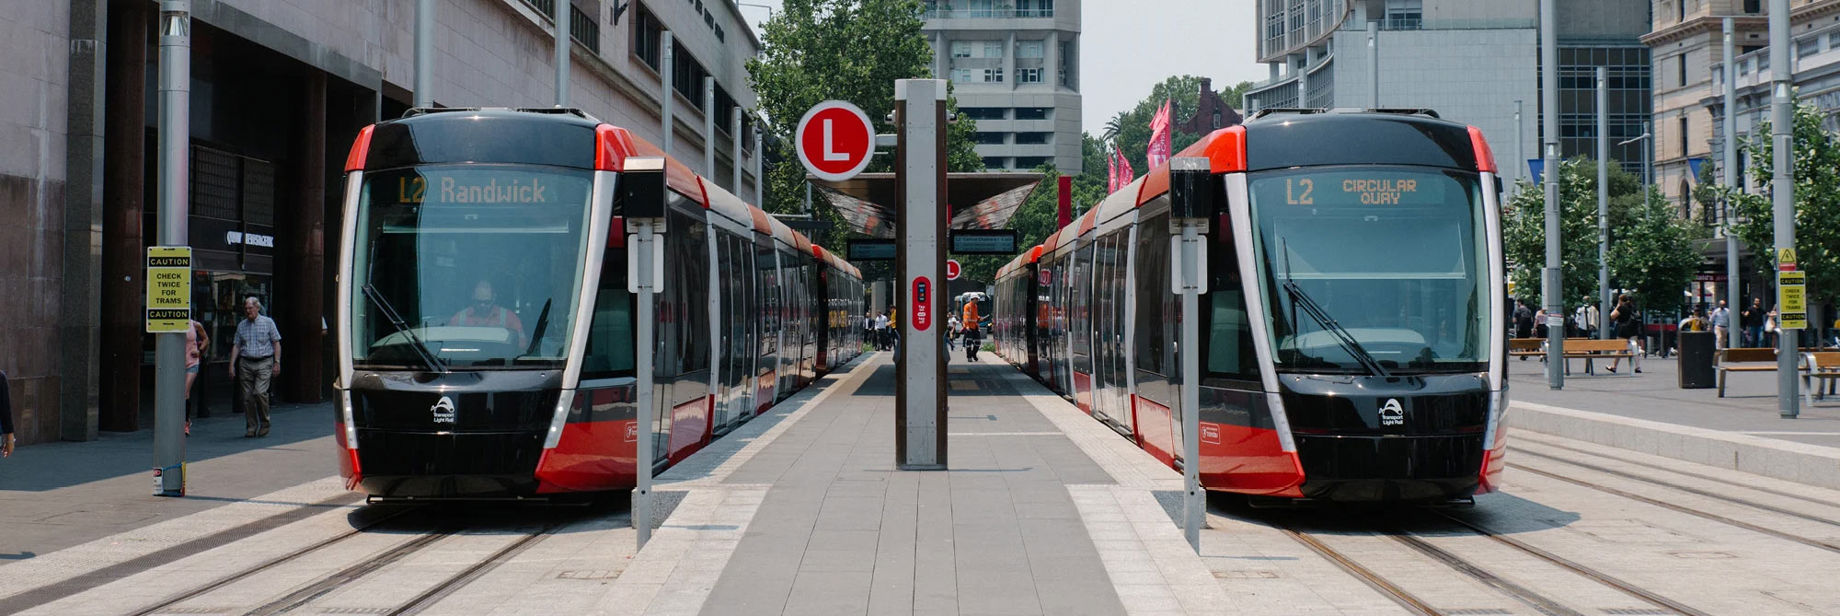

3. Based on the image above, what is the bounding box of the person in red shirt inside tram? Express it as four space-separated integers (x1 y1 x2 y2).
450 279 526 348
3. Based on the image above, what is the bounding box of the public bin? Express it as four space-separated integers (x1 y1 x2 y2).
1678 331 1716 389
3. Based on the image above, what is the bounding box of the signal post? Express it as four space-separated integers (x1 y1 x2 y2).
894 79 948 470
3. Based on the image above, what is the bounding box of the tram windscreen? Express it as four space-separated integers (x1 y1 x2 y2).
1247 166 1489 372
350 165 594 369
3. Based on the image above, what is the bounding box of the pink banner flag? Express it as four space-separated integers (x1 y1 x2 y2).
1116 145 1135 188
1147 99 1173 169
1106 145 1121 193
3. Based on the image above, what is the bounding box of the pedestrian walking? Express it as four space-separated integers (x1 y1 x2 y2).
1608 294 1642 374
185 319 209 436
1513 300 1534 339
229 296 282 438
1 369 15 458
1742 298 1765 348
1533 308 1549 339
946 315 960 351
873 311 890 351
962 299 982 362
1709 300 1731 350
1765 309 1779 347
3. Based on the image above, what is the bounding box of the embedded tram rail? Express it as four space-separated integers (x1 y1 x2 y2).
123 503 597 616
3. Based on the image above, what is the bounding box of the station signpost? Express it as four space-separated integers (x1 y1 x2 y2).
1168 157 1211 553
624 156 668 548
893 79 948 470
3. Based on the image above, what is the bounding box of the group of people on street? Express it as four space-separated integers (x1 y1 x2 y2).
865 309 898 351
1512 294 1643 372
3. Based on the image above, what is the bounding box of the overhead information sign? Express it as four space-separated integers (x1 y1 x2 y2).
145 246 192 333
949 229 1019 255
1779 270 1807 330
847 239 897 261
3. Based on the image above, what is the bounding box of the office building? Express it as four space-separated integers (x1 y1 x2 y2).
1 0 762 446
922 0 1083 173
1246 1 1652 190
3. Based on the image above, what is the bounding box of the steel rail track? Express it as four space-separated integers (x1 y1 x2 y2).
1510 462 1840 555
1512 448 1840 528
1512 438 1840 511
125 504 425 616
1429 512 1712 616
244 525 461 616
385 522 563 615
1274 524 1443 616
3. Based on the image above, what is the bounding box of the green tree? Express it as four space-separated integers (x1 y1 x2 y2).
746 0 982 216
1504 157 1700 315
1715 101 1840 309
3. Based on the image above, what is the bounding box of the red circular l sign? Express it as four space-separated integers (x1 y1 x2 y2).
946 259 961 281
796 101 874 182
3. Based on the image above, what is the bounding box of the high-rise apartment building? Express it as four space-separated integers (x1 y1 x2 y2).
1246 1 1652 190
922 0 1083 173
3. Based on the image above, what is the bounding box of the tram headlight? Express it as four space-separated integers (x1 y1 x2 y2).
339 390 358 450
1483 389 1508 448
543 390 574 449
1264 392 1297 453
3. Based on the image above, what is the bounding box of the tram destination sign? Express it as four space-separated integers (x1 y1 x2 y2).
948 229 1019 255
145 246 192 333
847 239 897 261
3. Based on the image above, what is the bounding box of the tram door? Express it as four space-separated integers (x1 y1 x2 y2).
1107 234 1133 432
733 235 757 423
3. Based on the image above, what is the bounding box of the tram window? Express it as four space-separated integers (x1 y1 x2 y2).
582 250 635 378
1134 212 1171 375
1204 216 1258 380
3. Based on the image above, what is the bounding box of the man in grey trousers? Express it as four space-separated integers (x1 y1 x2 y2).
229 296 282 437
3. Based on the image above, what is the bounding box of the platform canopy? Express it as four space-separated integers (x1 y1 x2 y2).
810 171 1043 238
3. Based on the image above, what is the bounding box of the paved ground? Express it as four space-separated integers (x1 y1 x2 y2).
703 360 1124 615
1507 350 1840 448
0 399 338 560
7 352 1840 614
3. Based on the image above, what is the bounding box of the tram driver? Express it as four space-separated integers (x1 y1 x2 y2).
450 279 526 348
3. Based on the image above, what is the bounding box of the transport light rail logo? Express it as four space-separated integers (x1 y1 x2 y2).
1380 398 1405 427
431 396 457 424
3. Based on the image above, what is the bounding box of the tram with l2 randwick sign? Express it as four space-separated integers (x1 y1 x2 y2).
333 107 864 499
993 109 1508 503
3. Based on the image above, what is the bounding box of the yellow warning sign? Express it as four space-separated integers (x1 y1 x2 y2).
1779 270 1807 330
1779 247 1798 267
145 246 191 333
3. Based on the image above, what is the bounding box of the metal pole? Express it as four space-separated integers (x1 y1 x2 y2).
753 125 764 206
1725 18 1741 329
732 112 743 192
153 0 192 497
661 32 674 156
554 0 569 107
1597 66 1611 340
1541 0 1563 388
1514 100 1524 185
1367 20 1379 107
1178 220 1203 553
894 79 947 470
1769 0 1798 418
415 0 434 107
1642 121 1651 195
633 219 658 546
804 181 813 215
703 76 715 176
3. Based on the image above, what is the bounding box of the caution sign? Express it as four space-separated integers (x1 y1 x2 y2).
1779 247 1798 272
1779 270 1807 330
145 246 191 333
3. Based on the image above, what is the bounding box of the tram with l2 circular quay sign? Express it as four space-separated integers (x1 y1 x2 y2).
993 109 1508 503
333 107 864 499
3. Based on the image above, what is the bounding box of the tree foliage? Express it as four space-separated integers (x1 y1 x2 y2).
746 0 982 216
1504 157 1701 314
1712 101 1840 304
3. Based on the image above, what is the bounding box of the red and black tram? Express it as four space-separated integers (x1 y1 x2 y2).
334 108 863 498
994 109 1508 503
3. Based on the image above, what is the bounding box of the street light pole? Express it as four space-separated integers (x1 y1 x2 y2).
1597 66 1611 341
554 0 569 107
153 0 192 497
1724 18 1742 342
1769 0 1799 418
1541 0 1563 388
1514 100 1523 186
415 0 433 107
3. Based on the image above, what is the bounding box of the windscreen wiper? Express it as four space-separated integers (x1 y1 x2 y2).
519 298 553 359
361 283 448 373
1282 279 1389 378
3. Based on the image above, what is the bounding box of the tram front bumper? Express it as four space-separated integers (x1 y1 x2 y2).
1293 433 1485 502
354 429 545 498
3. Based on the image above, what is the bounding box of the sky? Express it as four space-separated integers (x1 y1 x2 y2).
736 0 1269 135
